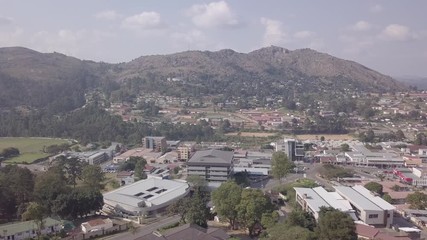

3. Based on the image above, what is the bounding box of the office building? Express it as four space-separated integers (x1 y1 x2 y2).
187 149 233 183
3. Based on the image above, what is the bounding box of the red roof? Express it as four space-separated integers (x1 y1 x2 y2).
87 219 107 227
355 224 379 239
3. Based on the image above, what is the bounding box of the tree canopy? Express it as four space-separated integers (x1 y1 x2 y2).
364 182 383 196
315 207 357 240
212 181 242 229
271 151 295 181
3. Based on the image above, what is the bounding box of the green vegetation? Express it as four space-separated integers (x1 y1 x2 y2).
407 191 427 209
364 182 383 195
271 151 295 182
0 137 69 164
274 179 318 207
319 164 354 180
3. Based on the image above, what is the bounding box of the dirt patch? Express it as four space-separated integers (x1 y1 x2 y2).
284 134 355 141
226 132 277 137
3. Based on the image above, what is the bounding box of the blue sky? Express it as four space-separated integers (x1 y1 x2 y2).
0 0 426 77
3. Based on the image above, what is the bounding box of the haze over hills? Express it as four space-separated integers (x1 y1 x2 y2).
0 46 407 112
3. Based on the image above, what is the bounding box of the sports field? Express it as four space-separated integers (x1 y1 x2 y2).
0 137 70 163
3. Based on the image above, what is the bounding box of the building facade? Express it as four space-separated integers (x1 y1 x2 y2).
276 139 304 161
142 136 167 153
187 149 234 183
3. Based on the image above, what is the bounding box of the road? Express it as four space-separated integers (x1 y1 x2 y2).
100 215 180 240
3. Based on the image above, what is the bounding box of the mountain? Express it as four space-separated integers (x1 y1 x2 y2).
0 46 406 112
395 76 427 90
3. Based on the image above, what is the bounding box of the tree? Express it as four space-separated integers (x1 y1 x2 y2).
261 212 279 229
57 156 84 187
0 147 20 158
237 189 273 237
271 151 295 182
396 130 405 141
185 190 210 228
285 209 316 231
134 157 147 180
383 194 393 204
212 181 242 229
34 166 70 215
340 143 350 152
315 207 357 240
22 202 46 238
265 225 316 240
186 175 207 191
81 165 105 190
320 136 325 141
407 191 427 209
364 182 383 196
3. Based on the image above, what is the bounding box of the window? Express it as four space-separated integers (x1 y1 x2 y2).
369 214 379 219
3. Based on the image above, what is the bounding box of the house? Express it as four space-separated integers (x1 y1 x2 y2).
81 218 113 233
0 218 62 240
137 223 229 240
116 171 134 185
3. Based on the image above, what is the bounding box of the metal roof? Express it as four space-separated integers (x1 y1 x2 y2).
104 177 189 208
352 185 395 211
0 218 61 236
294 187 330 212
187 149 233 166
334 186 383 211
313 187 353 212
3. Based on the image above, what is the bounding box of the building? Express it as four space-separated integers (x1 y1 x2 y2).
187 149 234 184
87 152 108 165
142 136 167 153
276 139 304 161
345 145 404 167
0 218 62 240
116 171 134 185
81 218 113 233
103 177 190 216
138 223 230 240
334 185 395 226
177 142 196 161
295 185 395 226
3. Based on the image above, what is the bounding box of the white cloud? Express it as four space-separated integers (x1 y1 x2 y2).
293 31 314 39
95 10 122 21
188 1 238 28
122 11 165 30
351 21 372 31
260 17 288 46
0 16 13 25
0 27 23 46
380 24 412 41
370 4 383 13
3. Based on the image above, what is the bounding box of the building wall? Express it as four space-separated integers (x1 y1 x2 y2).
142 137 167 153
3 224 61 240
187 165 231 182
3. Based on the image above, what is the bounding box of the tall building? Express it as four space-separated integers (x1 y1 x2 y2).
142 136 167 153
177 142 196 161
276 138 305 161
187 149 233 183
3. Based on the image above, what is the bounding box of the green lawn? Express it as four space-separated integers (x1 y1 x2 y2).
0 137 70 164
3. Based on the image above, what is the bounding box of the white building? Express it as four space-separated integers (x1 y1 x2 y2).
81 218 113 233
345 144 404 167
334 185 394 226
295 185 395 226
103 177 190 216
0 218 62 240
187 149 233 184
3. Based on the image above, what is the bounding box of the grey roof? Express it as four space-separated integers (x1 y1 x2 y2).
187 150 233 166
312 187 353 212
334 186 383 211
0 218 61 236
104 178 189 208
137 224 229 240
294 187 331 212
352 185 395 211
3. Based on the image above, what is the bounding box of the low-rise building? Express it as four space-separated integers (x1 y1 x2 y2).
103 177 190 216
81 218 113 233
0 218 62 240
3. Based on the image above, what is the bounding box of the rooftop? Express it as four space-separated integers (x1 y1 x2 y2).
334 186 383 211
187 149 233 166
352 185 395 211
0 218 61 236
103 177 189 208
294 187 330 212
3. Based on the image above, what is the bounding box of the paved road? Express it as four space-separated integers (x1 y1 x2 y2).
100 215 180 240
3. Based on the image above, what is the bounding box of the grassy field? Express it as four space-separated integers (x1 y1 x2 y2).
225 132 278 137
284 134 355 141
0 137 70 164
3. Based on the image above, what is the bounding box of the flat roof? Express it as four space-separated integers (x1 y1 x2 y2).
334 186 383 211
187 149 233 166
104 177 189 208
313 187 353 212
294 187 330 213
352 185 395 211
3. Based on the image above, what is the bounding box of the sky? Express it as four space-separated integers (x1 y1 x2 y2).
0 0 426 77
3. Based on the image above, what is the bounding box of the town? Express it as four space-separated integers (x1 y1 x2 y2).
3 89 427 240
